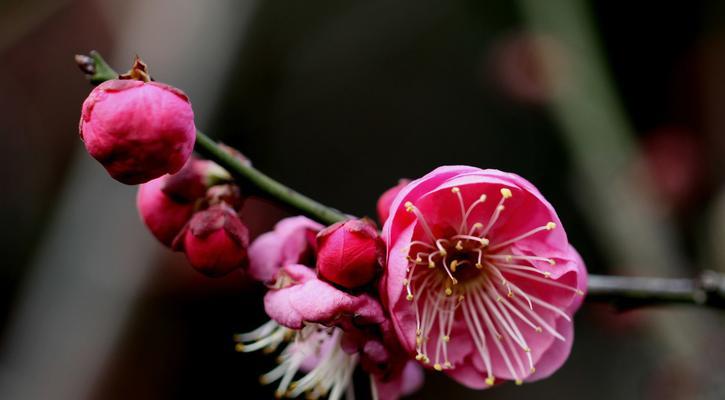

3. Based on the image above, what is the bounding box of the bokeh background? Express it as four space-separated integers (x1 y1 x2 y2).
1 0 725 399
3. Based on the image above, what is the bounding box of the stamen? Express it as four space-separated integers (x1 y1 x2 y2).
452 187 468 233
486 254 556 265
451 234 490 247
481 191 510 237
488 221 557 251
502 268 584 296
405 201 438 242
461 195 487 234
461 298 494 384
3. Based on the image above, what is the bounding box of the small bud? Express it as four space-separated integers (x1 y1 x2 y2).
316 219 381 289
79 79 196 184
136 158 223 246
175 204 250 277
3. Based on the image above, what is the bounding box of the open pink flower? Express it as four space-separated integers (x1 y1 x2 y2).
247 216 323 282
238 261 422 400
382 166 587 388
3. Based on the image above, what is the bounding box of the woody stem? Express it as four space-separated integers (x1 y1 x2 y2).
76 51 725 311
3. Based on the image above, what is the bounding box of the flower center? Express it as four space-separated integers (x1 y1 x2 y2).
402 186 583 385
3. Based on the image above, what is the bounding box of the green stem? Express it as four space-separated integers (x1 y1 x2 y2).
194 131 347 225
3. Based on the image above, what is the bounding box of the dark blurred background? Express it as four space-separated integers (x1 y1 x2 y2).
1 0 724 399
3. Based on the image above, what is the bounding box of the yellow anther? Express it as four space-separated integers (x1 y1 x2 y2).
415 354 424 361
260 376 270 384
434 363 443 371
496 296 503 302
451 187 460 193
507 292 514 298
479 194 487 202
547 259 556 265
262 346 275 354
543 272 551 278
505 255 513 262
576 289 585 296
524 347 531 353
497 205 505 212
458 295 465 302
475 263 483 269
428 261 436 269
402 279 409 285
530 367 536 373
415 256 422 263
455 241 463 251
535 326 543 333
416 337 423 346
546 221 556 230
235 343 245 352
439 248 447 256
500 188 512 198
451 277 458 285
445 287 453 296
442 335 450 342
515 379 523 386
406 294 414 301
404 201 414 212
450 260 459 272
444 361 452 369
480 238 490 246
485 377 495 386
274 389 284 398
424 356 430 364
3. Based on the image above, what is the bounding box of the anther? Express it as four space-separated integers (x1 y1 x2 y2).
515 379 523 386
444 361 452 369
434 363 443 371
451 187 460 194
428 261 436 269
545 222 556 230
442 335 450 342
535 327 543 333
480 238 490 246
406 294 414 301
445 287 453 296
403 279 409 285
547 259 556 265
485 377 495 386
500 188 512 198
404 201 414 212
235 343 245 352
475 263 483 269
450 260 459 272
415 354 424 361
455 241 463 251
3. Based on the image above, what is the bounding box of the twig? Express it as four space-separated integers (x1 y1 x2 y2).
75 51 725 311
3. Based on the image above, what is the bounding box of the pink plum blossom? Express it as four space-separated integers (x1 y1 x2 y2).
247 216 323 282
382 166 587 388
316 219 383 289
79 79 196 184
237 262 422 399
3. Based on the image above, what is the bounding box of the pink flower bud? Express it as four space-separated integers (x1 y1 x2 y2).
136 158 218 246
377 179 410 224
79 79 196 184
316 219 382 289
175 204 249 277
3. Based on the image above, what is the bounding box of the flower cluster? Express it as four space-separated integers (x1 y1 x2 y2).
78 70 587 399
